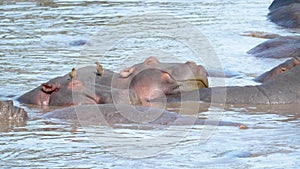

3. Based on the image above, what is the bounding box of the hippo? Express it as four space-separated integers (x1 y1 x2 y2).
17 70 141 106
0 101 246 130
166 62 300 104
268 0 300 11
0 100 28 131
255 57 299 83
42 104 246 129
18 57 208 107
268 0 300 28
247 36 300 58
116 56 208 90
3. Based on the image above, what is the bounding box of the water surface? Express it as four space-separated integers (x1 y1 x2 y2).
0 0 299 168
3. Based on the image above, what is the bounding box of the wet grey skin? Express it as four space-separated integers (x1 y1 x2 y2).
168 63 300 105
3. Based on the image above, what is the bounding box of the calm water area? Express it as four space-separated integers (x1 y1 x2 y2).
0 0 299 168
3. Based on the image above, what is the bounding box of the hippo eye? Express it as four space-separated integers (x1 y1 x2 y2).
280 67 286 72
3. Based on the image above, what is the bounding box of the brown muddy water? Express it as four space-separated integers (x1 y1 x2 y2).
0 0 299 168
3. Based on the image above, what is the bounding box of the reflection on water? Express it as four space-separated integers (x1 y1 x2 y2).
0 0 299 168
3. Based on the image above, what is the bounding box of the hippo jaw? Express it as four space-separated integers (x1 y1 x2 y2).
162 61 209 90
176 79 208 91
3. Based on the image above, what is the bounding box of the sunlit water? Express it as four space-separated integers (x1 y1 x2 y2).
0 0 299 168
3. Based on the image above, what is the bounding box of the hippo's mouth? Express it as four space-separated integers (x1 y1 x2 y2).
176 79 208 91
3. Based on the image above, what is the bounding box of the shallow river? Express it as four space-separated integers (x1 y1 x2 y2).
0 0 299 168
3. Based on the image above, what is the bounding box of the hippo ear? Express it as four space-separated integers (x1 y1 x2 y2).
41 83 60 94
144 56 159 66
120 67 136 78
160 72 173 83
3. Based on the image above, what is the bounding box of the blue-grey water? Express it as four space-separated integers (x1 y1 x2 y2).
0 0 299 168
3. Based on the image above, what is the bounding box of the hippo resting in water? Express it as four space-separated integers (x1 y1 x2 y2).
42 104 246 128
18 56 208 107
248 36 300 59
268 0 300 28
166 62 300 104
255 57 299 83
0 100 28 131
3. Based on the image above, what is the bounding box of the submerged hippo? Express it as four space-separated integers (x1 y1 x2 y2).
42 104 246 128
268 0 300 28
18 57 208 107
168 62 300 104
255 57 299 83
247 36 300 58
0 100 28 124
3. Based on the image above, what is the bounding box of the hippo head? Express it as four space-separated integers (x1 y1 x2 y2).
18 75 141 107
17 83 61 106
18 79 90 106
255 57 299 83
117 56 208 102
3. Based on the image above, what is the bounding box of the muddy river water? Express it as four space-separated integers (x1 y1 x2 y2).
0 0 299 168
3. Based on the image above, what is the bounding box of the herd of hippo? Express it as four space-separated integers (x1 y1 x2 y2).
1 0 300 129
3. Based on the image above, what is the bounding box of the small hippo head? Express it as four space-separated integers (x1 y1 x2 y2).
255 57 299 83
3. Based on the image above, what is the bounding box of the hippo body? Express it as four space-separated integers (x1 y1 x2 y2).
247 36 300 58
42 104 245 128
0 100 28 125
268 0 300 28
18 57 208 107
171 63 300 104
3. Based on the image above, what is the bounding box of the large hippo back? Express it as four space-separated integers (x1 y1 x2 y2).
176 64 300 105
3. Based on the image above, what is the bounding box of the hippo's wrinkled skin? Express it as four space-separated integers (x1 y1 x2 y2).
169 63 300 104
268 0 300 28
18 57 208 107
0 100 28 123
255 57 299 83
42 104 246 128
247 36 300 58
